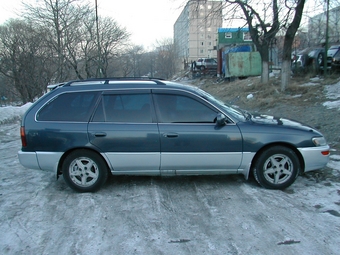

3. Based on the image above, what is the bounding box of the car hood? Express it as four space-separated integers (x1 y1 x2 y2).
250 113 319 132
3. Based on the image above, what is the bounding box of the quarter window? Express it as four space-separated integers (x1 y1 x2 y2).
37 92 98 122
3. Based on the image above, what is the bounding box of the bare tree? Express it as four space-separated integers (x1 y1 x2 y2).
224 0 280 84
154 38 177 79
0 20 54 103
97 17 130 78
23 0 92 81
280 0 306 91
23 0 130 80
224 0 306 90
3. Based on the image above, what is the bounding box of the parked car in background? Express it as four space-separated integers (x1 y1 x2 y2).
18 78 330 192
326 45 340 71
291 47 325 74
331 46 340 71
196 58 217 70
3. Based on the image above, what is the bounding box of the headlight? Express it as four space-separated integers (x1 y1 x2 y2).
312 137 327 146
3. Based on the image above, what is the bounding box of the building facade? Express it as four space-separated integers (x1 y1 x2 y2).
308 6 340 46
174 0 223 68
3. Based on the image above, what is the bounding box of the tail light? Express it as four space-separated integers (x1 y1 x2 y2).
20 126 27 147
321 150 330 156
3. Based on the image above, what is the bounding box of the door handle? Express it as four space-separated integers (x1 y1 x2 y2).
94 132 107 137
163 133 178 138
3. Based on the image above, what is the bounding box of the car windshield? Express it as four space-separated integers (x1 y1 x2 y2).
328 47 340 56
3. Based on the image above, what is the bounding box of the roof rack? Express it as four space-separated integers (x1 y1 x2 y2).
47 83 65 91
63 77 167 86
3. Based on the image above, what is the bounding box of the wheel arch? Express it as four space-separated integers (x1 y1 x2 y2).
57 147 111 177
250 142 305 177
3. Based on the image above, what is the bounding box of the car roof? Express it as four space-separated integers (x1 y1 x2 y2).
48 78 200 94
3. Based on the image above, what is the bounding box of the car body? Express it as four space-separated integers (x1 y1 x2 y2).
291 47 325 74
325 45 340 71
196 58 217 70
331 49 340 71
18 78 330 192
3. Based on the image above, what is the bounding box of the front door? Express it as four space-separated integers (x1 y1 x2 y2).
152 90 242 174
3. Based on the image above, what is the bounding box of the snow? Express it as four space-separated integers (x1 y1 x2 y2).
323 81 340 110
246 93 254 99
0 80 340 254
0 103 32 124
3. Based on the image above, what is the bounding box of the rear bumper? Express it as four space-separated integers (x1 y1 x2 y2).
18 151 62 172
298 145 330 172
18 151 40 170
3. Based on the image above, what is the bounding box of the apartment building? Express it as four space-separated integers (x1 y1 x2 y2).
174 0 223 67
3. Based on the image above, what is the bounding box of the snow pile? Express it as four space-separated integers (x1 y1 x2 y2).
0 103 32 124
323 80 340 110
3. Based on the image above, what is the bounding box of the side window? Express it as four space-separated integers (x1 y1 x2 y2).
154 94 217 123
37 92 98 122
92 93 152 123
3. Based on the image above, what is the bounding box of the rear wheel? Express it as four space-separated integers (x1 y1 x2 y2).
253 146 300 189
62 150 108 192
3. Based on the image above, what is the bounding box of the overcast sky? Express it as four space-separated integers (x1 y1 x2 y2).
0 0 328 48
0 0 185 48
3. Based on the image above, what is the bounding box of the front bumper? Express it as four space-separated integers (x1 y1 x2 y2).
298 145 330 172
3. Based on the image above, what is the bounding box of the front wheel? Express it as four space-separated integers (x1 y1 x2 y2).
62 150 108 192
253 146 300 189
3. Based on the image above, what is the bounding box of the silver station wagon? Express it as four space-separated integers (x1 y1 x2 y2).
18 78 330 192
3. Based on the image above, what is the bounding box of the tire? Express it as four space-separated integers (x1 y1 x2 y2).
62 150 108 192
316 53 324 70
253 146 300 189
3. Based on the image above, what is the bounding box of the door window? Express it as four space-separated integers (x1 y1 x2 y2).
93 93 152 123
154 94 217 123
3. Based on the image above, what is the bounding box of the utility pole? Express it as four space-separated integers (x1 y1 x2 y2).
95 0 102 78
323 0 329 77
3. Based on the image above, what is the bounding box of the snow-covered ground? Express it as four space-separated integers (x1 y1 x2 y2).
0 80 340 255
0 103 32 124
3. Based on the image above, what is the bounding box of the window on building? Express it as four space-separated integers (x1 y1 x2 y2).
201 42 204 46
243 32 252 41
225 32 232 39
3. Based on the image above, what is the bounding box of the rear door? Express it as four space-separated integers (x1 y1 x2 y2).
88 90 160 173
152 89 242 174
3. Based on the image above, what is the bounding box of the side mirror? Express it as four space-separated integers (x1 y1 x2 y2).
216 113 226 126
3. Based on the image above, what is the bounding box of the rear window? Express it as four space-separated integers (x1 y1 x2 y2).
36 91 99 122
